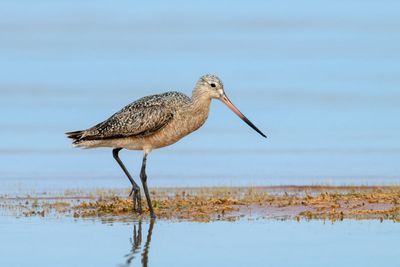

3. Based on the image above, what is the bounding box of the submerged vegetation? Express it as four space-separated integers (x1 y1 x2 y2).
1 186 399 222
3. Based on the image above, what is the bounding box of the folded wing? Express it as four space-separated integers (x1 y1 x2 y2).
67 105 174 142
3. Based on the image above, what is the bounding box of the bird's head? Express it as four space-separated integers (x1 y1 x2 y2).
193 74 267 138
195 74 225 99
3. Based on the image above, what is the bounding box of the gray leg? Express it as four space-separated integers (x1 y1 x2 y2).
140 152 156 218
112 148 142 213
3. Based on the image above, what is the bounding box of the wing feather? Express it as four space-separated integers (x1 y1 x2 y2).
80 105 173 140
66 91 190 143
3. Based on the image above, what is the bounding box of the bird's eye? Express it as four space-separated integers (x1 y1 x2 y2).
210 83 216 88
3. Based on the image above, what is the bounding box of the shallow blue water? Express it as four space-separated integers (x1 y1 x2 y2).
0 0 400 192
0 217 398 267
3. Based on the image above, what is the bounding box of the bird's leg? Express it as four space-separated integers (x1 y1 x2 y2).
112 148 142 213
140 152 156 218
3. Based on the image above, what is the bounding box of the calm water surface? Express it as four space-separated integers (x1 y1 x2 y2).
0 217 398 267
1 3 398 267
0 0 400 192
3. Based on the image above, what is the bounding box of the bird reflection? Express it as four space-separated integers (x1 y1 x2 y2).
121 219 155 267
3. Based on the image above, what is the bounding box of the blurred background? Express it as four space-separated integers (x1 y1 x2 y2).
1 0 399 193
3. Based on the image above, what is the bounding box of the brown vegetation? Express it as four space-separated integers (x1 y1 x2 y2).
2 186 399 222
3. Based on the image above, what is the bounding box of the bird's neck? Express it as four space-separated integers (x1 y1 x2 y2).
180 88 211 131
190 88 212 114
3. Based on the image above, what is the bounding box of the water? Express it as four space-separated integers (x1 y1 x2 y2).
1 0 400 192
0 216 398 267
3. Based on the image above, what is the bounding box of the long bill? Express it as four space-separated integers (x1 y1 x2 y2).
219 94 267 138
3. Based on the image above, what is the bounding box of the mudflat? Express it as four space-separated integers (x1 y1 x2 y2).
2 186 399 222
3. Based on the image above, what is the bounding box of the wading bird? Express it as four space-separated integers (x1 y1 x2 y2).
66 74 266 218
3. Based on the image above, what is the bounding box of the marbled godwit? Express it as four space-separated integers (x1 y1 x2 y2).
66 74 266 218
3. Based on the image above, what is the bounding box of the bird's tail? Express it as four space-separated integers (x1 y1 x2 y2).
65 130 85 146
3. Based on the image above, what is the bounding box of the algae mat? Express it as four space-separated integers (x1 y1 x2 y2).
1 186 399 222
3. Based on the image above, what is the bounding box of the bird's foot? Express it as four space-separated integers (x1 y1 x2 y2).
129 187 142 214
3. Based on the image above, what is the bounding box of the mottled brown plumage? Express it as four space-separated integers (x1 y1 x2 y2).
67 91 189 146
66 74 266 218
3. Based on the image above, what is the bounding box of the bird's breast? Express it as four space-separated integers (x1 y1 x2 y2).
141 105 210 149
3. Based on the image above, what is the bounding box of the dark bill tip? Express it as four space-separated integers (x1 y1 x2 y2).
219 94 267 138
